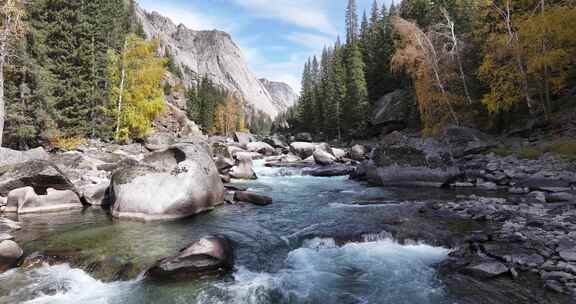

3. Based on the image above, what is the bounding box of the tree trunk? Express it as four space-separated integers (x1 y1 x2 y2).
0 54 5 147
115 39 127 140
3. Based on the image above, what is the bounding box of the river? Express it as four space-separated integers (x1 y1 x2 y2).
0 160 465 304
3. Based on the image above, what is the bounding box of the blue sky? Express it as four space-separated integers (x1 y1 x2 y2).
138 0 396 92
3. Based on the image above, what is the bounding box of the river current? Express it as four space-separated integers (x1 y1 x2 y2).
0 160 459 304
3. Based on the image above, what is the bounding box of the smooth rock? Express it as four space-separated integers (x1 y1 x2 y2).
110 144 224 221
246 142 275 156
313 149 337 166
234 191 273 206
147 236 233 281
464 261 509 278
0 160 76 197
290 142 317 159
5 187 83 214
229 152 257 180
350 145 368 161
0 240 23 272
233 132 254 147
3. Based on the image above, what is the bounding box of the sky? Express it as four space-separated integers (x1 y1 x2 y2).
138 0 396 93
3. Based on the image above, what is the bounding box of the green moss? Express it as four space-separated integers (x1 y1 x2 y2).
487 139 576 160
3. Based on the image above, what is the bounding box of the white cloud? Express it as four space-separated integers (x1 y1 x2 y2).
138 1 230 32
232 0 337 35
286 32 333 50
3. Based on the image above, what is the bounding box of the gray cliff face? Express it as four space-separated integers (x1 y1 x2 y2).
136 8 281 118
259 78 298 112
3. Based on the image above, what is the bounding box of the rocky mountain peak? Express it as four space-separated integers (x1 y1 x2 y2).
136 6 285 119
259 78 298 112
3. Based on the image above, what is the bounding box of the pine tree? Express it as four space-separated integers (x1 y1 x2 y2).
298 59 315 132
345 0 359 45
330 37 347 141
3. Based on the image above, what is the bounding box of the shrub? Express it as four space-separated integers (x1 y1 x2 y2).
50 136 87 151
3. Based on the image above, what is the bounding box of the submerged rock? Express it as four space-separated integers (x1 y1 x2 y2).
303 165 355 177
147 235 233 281
110 144 224 221
5 187 83 214
234 191 273 206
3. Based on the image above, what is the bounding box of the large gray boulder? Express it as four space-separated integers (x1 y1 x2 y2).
313 149 337 166
110 144 224 221
0 147 49 167
350 145 368 161
372 90 414 133
229 152 257 180
370 132 459 187
442 125 496 157
147 235 233 281
0 160 76 197
5 187 83 214
290 142 317 159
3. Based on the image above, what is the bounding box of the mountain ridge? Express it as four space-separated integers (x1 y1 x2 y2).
136 6 295 119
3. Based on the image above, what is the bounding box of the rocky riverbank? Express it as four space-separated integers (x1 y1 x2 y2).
0 127 575 302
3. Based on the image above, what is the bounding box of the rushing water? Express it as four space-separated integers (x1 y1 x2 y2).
0 160 458 304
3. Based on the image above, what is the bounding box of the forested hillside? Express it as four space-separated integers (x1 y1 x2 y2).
0 0 273 150
279 0 576 141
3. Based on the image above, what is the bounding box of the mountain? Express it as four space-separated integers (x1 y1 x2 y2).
259 78 298 112
136 7 282 118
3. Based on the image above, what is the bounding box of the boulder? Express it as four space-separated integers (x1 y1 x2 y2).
0 147 49 167
442 125 496 157
0 240 23 272
79 181 110 206
290 142 317 159
246 142 275 156
263 136 287 149
229 152 257 180
234 191 273 206
0 160 76 197
350 145 368 161
332 148 347 160
372 90 413 132
215 157 235 175
233 132 254 147
227 146 246 158
295 132 313 142
144 132 176 151
370 132 459 187
147 235 233 281
313 149 337 166
5 187 83 214
110 144 224 221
